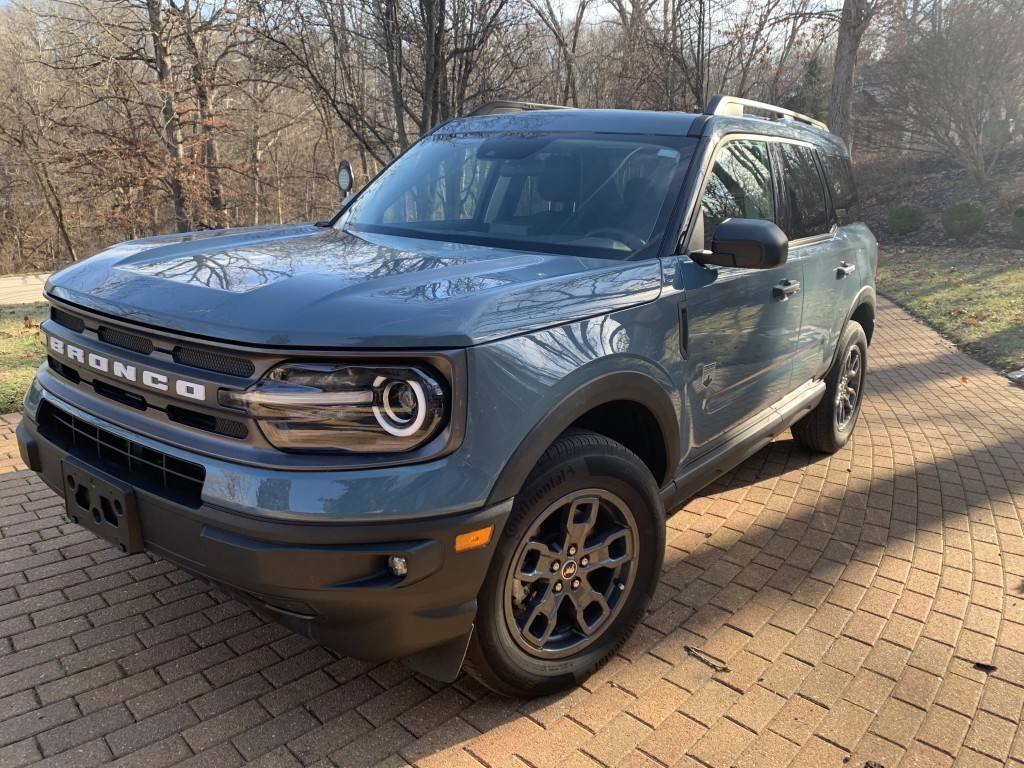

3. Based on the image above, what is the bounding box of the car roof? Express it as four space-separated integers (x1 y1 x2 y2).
443 108 849 158
440 109 701 136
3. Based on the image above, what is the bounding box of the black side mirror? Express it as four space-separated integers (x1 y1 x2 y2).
337 160 353 196
694 218 789 269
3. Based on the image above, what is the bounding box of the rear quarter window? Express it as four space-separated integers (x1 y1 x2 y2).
821 153 860 226
777 143 829 240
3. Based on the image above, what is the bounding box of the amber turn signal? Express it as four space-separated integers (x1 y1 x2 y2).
454 526 494 553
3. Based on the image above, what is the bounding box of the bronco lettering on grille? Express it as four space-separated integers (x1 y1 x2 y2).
42 332 208 402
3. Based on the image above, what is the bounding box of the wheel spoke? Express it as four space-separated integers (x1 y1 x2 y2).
517 539 561 583
518 586 565 646
564 496 600 549
846 352 860 378
583 525 632 569
568 589 611 636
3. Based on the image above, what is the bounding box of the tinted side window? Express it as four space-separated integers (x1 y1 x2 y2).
821 153 859 225
701 140 774 249
778 143 828 239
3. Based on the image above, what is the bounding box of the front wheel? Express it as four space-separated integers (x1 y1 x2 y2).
791 320 868 453
464 431 665 697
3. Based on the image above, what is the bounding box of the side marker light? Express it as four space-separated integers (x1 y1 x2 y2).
454 526 494 553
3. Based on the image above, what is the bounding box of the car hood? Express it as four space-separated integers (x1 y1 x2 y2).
46 224 663 348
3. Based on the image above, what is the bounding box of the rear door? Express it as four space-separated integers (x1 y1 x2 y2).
679 137 803 456
774 142 858 387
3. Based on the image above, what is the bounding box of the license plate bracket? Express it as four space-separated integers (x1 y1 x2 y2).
61 457 143 554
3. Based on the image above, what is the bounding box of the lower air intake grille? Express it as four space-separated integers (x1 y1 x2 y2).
37 401 205 508
47 356 81 384
173 346 255 378
166 405 249 440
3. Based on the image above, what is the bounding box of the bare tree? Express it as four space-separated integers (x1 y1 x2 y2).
830 0 891 149
526 0 590 105
256 0 526 162
4 0 998 277
0 6 81 262
871 0 1024 184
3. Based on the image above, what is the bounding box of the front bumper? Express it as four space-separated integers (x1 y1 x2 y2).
18 392 512 675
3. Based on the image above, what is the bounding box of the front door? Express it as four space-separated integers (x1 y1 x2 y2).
677 138 803 455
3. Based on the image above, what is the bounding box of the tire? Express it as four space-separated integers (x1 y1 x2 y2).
791 320 868 453
464 430 665 697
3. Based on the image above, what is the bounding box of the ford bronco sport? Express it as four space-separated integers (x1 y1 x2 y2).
18 95 876 697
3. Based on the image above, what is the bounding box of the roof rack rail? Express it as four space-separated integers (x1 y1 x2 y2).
704 94 828 132
466 100 573 117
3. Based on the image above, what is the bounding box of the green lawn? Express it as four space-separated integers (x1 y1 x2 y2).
877 247 1024 372
0 303 47 414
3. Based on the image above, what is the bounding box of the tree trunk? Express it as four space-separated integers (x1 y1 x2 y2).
146 0 190 232
830 0 870 152
197 82 228 229
378 0 409 148
30 156 78 263
250 135 262 226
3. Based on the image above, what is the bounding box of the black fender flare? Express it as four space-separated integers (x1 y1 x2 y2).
827 285 876 371
485 370 680 506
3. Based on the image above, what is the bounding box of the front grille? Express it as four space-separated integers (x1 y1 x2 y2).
49 305 256 380
99 326 154 355
52 308 85 333
173 346 255 378
38 401 205 507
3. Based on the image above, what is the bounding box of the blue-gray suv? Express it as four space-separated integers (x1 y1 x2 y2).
18 95 876 696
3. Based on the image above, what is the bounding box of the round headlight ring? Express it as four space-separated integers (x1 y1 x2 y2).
372 375 428 437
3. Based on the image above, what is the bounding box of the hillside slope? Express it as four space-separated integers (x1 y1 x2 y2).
857 144 1024 247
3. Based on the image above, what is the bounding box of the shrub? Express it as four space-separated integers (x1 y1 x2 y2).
941 199 986 238
1013 206 1024 241
887 203 927 235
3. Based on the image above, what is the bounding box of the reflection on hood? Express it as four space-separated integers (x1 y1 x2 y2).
47 224 663 348
123 230 484 293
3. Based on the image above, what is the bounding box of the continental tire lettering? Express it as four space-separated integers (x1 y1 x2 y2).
520 464 580 516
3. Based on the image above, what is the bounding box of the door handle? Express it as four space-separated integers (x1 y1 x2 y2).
837 261 856 277
772 279 801 301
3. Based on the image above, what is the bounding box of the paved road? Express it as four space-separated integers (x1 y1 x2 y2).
0 298 1022 768
0 274 48 305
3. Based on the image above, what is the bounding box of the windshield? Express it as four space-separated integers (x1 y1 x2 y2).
338 131 696 259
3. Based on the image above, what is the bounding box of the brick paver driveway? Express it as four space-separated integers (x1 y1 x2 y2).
1 298 1022 768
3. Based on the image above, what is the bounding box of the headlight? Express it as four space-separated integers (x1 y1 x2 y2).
221 363 448 453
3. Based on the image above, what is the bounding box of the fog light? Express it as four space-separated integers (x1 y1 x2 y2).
388 555 409 577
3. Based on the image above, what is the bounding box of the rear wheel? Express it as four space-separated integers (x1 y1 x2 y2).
464 430 665 697
791 320 867 453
